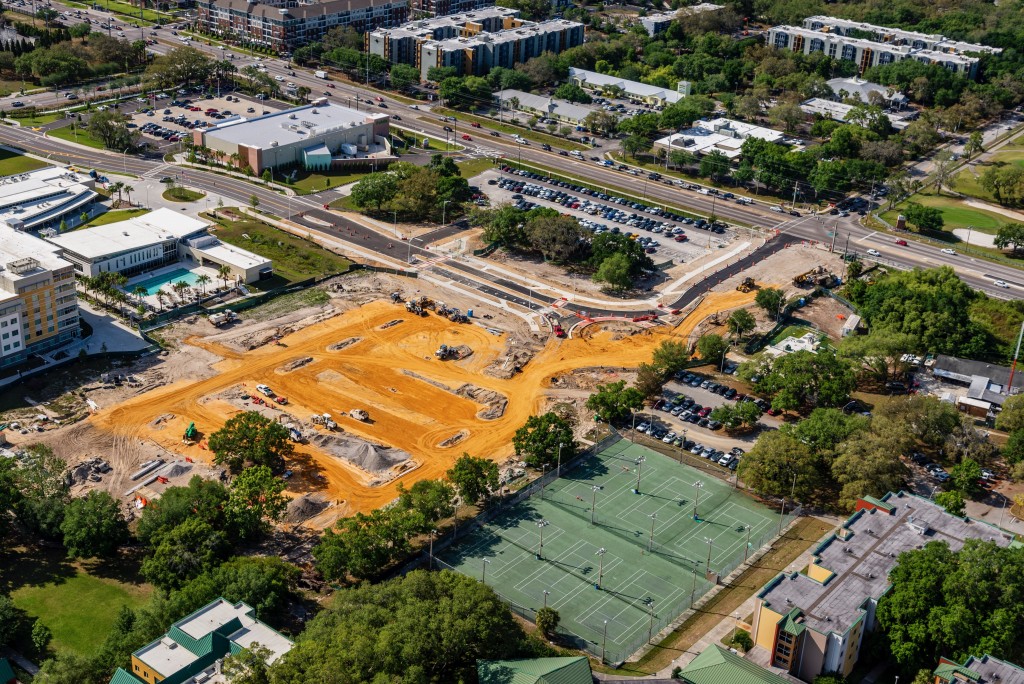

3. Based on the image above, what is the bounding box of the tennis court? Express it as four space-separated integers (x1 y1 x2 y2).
436 438 780 664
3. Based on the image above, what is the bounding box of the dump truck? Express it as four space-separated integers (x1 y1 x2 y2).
209 310 238 326
736 277 756 293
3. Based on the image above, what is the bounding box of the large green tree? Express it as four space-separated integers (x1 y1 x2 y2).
446 454 499 505
269 570 530 683
60 491 129 559
586 380 644 423
137 475 229 546
696 334 728 369
754 287 786 320
14 444 69 540
396 479 455 530
225 466 288 541
736 431 823 503
209 411 294 473
349 172 398 212
141 518 230 591
756 350 856 411
512 413 577 469
651 339 690 376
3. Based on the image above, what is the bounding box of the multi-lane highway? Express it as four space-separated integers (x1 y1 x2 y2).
3 1 1023 301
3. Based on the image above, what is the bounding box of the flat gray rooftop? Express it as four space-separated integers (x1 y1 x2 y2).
205 103 384 150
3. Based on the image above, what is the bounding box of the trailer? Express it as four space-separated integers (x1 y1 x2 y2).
315 70 328 79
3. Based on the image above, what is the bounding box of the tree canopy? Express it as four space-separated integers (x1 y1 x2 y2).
512 413 577 468
60 491 129 559
209 411 294 473
586 380 644 423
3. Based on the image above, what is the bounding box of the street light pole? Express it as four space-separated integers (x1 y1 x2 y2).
648 602 656 644
601 620 609 665
441 199 450 227
543 590 550 609
692 480 704 520
744 524 752 561
122 147 129 173
595 547 606 588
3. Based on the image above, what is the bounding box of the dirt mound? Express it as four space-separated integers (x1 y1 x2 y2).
317 370 344 382
328 337 362 351
549 367 634 390
379 319 403 330
454 384 507 420
285 493 330 523
307 432 411 474
278 356 314 373
438 430 469 448
159 461 193 479
484 334 545 379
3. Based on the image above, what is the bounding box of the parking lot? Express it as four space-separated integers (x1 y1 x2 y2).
482 168 733 264
126 89 281 149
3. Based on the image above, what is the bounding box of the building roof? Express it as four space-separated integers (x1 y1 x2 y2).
770 25 982 68
47 208 208 260
932 354 1024 396
209 0 404 20
0 657 16 684
640 4 723 29
935 655 1024 684
370 6 518 39
678 645 791 684
757 492 1012 639
803 15 1000 55
495 89 604 123
204 102 385 150
654 117 785 159
826 78 906 103
799 98 917 129
569 68 684 104
0 166 97 231
425 18 582 51
0 223 73 280
478 657 592 684
131 598 292 680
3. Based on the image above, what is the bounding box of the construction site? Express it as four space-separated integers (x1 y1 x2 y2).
0 241 842 530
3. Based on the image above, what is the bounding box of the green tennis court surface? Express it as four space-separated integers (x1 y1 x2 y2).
436 439 780 664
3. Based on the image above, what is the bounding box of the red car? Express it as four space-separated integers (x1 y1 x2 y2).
327 83 336 88
470 122 481 128
462 134 472 140
895 239 908 246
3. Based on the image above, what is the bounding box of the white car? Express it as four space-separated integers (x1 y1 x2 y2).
941 248 956 255
866 248 881 257
994 280 1010 288
274 75 284 81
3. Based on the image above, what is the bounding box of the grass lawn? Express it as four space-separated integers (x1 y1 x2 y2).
48 125 107 150
431 106 589 152
79 207 149 228
1 544 153 657
9 111 63 127
0 79 26 97
597 517 834 676
72 0 162 23
769 324 818 345
284 168 376 195
457 157 498 179
0 148 49 176
881 193 1009 234
163 187 205 202
205 212 352 284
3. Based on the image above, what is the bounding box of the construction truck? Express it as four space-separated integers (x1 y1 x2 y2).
311 413 338 430
289 427 303 442
793 266 836 287
736 277 756 293
350 409 369 422
405 301 425 316
182 422 197 445
418 296 435 311
436 344 454 360
390 291 404 303
209 310 237 327
553 324 566 338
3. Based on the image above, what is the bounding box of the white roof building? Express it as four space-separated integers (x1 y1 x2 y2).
0 166 97 231
653 117 785 159
569 68 685 106
495 89 611 125
800 98 918 130
826 78 907 106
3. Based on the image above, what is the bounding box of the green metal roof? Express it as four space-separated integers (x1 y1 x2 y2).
860 495 894 511
477 657 592 684
679 645 791 684
108 667 145 684
780 608 806 636
933 662 981 682
0 658 16 684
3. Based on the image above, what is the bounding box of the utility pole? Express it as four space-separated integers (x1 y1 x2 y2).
792 181 799 210
1007 319 1024 393
428 529 437 569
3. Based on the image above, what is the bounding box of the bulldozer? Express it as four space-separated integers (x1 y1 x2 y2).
182 421 197 445
736 277 756 293
418 296 435 310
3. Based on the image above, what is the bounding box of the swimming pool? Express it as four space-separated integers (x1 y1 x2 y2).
133 268 201 296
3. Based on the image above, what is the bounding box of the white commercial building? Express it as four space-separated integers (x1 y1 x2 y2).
45 208 272 284
193 101 391 175
800 98 918 130
568 67 685 106
639 3 723 36
653 117 785 160
826 77 907 106
0 226 79 368
495 89 611 126
0 166 97 232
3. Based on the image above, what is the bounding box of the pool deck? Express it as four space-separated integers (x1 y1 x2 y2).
123 263 220 309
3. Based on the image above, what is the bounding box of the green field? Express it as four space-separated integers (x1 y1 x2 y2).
9 111 63 127
437 439 780 665
457 157 498 179
284 167 377 195
79 208 149 228
206 213 352 285
882 193 1010 235
163 187 205 202
2 545 152 657
0 148 49 176
48 124 107 150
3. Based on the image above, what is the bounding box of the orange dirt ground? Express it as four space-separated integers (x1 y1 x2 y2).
92 292 754 522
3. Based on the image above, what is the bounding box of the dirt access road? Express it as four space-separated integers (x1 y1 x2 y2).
92 292 754 521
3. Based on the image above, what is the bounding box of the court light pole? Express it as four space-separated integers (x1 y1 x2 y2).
595 547 606 588
704 537 714 576
744 524 752 561
591 485 602 525
679 429 687 463
635 455 646 493
648 512 657 552
692 480 704 520
543 590 550 609
428 529 437 570
536 519 549 560
779 471 797 534
601 620 609 665
481 557 490 583
556 442 563 478
648 602 656 644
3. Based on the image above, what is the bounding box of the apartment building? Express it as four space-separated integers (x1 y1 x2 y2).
933 654 1024 684
368 8 584 81
750 492 1011 682
0 226 79 369
639 3 723 37
0 166 97 232
767 17 999 79
196 0 408 53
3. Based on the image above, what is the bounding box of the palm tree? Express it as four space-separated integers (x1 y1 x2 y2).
123 185 135 207
217 265 232 290
156 289 168 311
172 281 188 302
110 182 125 207
195 274 211 296
132 285 148 305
